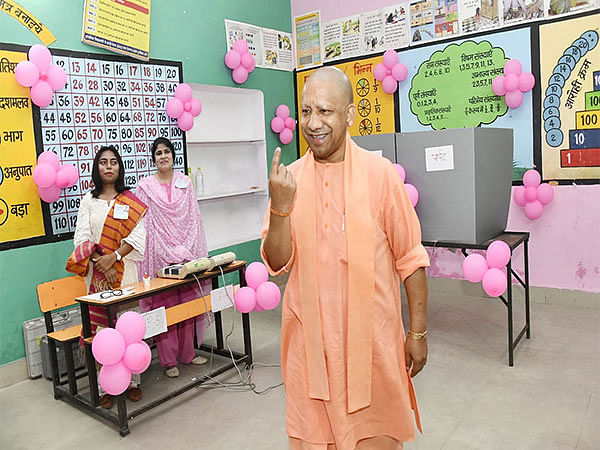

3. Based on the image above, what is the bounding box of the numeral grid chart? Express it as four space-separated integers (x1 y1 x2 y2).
40 56 185 234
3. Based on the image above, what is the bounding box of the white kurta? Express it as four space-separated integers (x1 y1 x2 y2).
73 192 146 290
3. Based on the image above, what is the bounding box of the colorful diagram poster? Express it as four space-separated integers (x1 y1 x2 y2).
460 0 500 33
295 56 396 156
398 28 534 179
410 0 435 43
540 14 599 180
0 49 46 243
434 0 459 38
81 0 151 60
295 11 322 70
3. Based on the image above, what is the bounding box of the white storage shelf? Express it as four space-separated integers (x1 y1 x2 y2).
186 83 268 251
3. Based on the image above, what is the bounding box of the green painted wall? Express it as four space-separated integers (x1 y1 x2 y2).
0 0 295 365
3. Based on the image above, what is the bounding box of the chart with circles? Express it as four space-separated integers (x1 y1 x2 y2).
39 50 186 235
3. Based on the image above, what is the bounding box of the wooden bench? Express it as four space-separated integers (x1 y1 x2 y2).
37 276 87 398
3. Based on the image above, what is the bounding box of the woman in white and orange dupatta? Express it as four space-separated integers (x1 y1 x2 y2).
66 145 147 409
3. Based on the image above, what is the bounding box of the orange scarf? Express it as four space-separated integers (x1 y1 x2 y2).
293 133 375 413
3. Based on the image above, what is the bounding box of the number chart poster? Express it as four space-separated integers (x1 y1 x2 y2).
398 28 533 180
540 14 599 180
0 43 185 250
0 49 45 244
295 55 396 157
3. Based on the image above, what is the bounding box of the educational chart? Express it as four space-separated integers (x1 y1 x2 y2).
82 0 151 60
296 55 396 157
0 49 45 244
399 28 534 179
0 43 185 249
540 14 599 180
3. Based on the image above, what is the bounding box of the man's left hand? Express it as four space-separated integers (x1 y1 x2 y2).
405 338 427 377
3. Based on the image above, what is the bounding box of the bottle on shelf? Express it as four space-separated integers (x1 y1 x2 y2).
195 166 204 197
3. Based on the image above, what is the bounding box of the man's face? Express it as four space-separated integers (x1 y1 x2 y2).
300 77 355 163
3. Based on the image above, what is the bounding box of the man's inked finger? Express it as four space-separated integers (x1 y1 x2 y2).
271 148 281 175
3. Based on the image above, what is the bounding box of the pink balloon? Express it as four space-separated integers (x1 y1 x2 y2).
225 49 242 69
28 44 52 71
115 311 146 346
166 97 184 118
276 104 290 119
482 268 507 297
386 68 392 76
486 240 511 269
284 117 296 131
92 328 126 366
518 72 535 92
55 166 72 188
232 66 248 84
122 342 152 374
279 128 294 145
393 163 406 182
241 53 255 73
15 60 39 87
271 116 285 133
98 361 132 396
30 80 53 107
174 83 192 102
246 261 269 289
177 112 194 131
391 63 407 82
513 186 526 207
234 286 257 313
373 63 387 81
524 200 543 220
38 150 60 171
256 281 281 311
233 39 249 54
190 98 202 116
33 163 56 188
503 73 519 92
524 186 538 202
46 65 66 90
38 184 61 203
382 49 398 69
68 165 80 186
253 302 264 312
537 183 554 205
382 75 397 94
522 169 541 188
505 90 523 109
462 253 488 283
405 183 419 207
491 75 506 96
184 102 192 112
503 59 522 77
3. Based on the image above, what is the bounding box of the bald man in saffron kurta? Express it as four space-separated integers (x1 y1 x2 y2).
262 67 429 450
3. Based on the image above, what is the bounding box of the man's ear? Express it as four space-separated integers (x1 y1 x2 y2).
346 103 357 128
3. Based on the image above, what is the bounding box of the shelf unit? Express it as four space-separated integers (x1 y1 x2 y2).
186 84 268 251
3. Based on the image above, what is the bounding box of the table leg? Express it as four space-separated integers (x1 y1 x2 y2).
524 239 531 339
116 394 129 436
507 259 514 367
80 303 99 407
242 313 253 367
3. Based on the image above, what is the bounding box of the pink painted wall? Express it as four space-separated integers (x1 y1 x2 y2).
291 0 600 293
427 186 600 293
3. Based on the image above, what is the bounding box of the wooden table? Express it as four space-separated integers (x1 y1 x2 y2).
67 260 251 436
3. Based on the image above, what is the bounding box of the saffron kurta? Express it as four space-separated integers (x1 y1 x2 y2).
261 142 429 449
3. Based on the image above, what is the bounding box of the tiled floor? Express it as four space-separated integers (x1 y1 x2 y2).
1 290 598 449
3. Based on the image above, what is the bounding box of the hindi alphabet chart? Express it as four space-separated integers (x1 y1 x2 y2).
39 50 185 235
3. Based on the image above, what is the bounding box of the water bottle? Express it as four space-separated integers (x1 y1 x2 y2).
195 167 204 197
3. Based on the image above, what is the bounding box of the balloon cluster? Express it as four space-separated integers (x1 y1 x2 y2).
393 163 419 207
225 40 256 84
166 83 202 132
270 105 296 145
33 151 79 203
462 240 511 297
92 312 152 396
234 262 281 313
491 59 535 109
15 44 66 107
373 49 408 94
513 169 554 220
